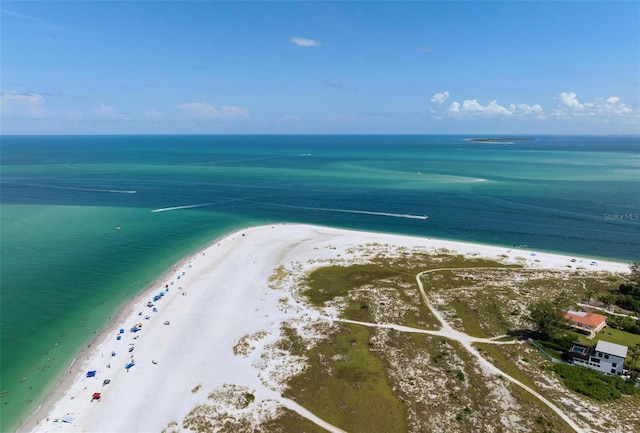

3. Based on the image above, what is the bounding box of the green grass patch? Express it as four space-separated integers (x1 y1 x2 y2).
534 339 569 359
342 300 375 322
451 299 490 338
433 257 518 269
284 323 406 433
402 303 441 329
551 363 639 401
304 264 401 306
577 328 640 352
473 343 538 390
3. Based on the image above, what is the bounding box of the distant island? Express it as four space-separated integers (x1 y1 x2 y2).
464 137 536 144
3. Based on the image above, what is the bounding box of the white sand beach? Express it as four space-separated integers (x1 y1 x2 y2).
21 224 630 433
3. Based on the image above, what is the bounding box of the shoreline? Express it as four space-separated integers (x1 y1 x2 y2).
18 224 631 433
15 228 241 433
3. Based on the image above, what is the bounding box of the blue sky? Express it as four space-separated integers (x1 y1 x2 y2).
1 1 639 135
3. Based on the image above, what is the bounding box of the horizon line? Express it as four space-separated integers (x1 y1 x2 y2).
2 133 639 137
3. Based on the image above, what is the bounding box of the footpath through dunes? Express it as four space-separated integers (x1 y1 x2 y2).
21 224 629 433
414 268 584 433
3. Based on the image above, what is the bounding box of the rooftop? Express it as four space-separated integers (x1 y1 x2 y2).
595 340 628 359
564 310 607 328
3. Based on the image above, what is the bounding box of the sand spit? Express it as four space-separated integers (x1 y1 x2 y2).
21 224 629 433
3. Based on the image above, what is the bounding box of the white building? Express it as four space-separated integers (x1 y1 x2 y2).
571 340 627 376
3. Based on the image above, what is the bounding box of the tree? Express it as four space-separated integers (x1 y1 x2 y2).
584 288 597 303
628 343 640 379
629 262 640 286
528 299 570 342
599 294 617 309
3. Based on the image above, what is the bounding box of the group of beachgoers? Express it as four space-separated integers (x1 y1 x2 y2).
45 263 195 427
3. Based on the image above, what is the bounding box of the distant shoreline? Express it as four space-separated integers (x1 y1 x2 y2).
464 137 536 143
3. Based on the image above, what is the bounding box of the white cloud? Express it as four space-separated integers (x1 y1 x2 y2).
430 91 449 104
282 114 301 121
555 92 634 118
177 102 249 120
219 105 250 118
559 92 581 109
440 96 544 118
431 90 636 124
516 103 544 115
94 104 129 119
447 101 460 113
0 92 83 123
461 99 485 112
290 37 320 47
0 91 48 117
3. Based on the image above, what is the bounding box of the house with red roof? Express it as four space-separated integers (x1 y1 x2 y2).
564 310 607 338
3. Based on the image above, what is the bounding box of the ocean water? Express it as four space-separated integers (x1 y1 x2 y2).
1 135 639 430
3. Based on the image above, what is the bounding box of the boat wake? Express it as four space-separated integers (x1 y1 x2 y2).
152 197 428 220
151 203 218 213
2 182 136 194
151 198 247 213
251 201 428 220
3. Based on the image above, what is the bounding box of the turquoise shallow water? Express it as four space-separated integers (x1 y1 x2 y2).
1 135 639 430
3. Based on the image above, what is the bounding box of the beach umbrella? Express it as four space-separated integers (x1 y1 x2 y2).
102 379 110 386
92 392 101 400
86 370 96 378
